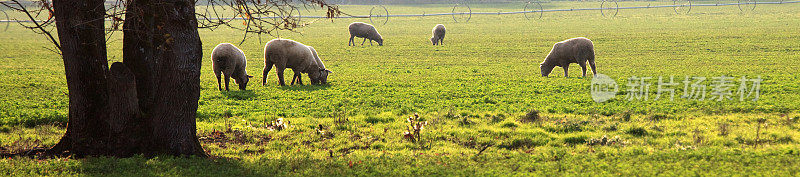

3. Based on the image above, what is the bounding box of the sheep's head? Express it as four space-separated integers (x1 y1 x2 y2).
540 63 554 77
377 38 384 46
430 37 437 45
236 75 254 90
318 69 332 85
309 68 333 85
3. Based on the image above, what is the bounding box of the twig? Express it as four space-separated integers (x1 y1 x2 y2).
1 0 61 53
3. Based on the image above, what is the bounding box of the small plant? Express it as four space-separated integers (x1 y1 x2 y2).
781 114 797 127
334 114 349 125
625 126 648 137
403 113 427 143
458 116 473 126
674 142 696 151
519 109 541 123
266 118 289 131
332 111 352 131
692 128 704 145
718 122 730 136
488 113 506 123
586 135 627 146
224 111 234 132
620 111 632 122
316 124 334 139
603 123 618 131
754 118 768 147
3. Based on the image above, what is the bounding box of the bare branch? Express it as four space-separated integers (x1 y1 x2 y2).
1 0 60 53
196 0 347 40
2 0 349 54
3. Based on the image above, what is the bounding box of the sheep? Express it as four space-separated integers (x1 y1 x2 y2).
211 43 253 91
430 24 446 45
348 22 383 46
289 46 333 85
307 46 332 84
540 37 597 77
262 39 331 86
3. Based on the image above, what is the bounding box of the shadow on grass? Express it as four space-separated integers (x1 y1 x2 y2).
276 84 332 91
221 90 256 100
73 155 267 176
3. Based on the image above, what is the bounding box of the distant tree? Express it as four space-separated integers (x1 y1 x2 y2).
0 0 342 158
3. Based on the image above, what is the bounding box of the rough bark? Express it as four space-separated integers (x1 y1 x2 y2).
41 0 206 157
49 0 112 157
107 62 142 157
122 0 206 156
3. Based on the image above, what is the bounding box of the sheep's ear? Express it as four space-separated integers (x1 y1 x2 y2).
325 69 333 74
247 75 253 78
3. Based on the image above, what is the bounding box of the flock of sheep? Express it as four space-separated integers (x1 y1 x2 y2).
212 22 597 91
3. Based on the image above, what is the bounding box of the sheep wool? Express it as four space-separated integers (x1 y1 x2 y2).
263 39 329 86
348 22 384 46
211 43 252 91
430 24 446 45
540 37 597 77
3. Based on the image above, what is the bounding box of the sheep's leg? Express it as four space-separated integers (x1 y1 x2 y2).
276 63 287 86
224 75 231 91
291 71 303 85
369 40 373 46
349 36 355 46
361 38 366 45
215 72 223 91
589 59 597 75
563 65 569 77
263 60 274 86
297 74 304 85
440 38 444 45
579 62 588 78
277 71 286 86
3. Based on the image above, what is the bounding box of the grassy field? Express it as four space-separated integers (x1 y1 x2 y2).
1 1 800 176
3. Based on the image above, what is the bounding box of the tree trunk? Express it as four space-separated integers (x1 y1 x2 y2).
49 0 112 157
44 0 206 157
122 0 206 156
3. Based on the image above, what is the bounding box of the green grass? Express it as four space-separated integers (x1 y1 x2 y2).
1 1 800 176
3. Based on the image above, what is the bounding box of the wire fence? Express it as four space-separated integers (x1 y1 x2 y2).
1 0 798 25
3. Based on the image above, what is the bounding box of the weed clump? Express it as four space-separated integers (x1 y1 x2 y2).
266 118 289 131
620 111 632 122
718 122 730 136
587 135 627 146
487 113 506 123
501 121 518 128
625 126 648 136
403 113 427 143
519 109 541 123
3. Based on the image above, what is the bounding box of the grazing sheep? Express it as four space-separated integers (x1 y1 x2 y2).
540 37 597 77
290 46 333 85
430 24 446 45
307 46 332 84
211 43 253 91
262 39 331 86
348 22 383 46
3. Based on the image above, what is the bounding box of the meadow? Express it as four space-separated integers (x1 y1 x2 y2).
1 1 800 176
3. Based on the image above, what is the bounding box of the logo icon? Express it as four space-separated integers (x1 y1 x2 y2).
591 74 618 103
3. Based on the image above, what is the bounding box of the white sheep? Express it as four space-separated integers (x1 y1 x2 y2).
540 37 597 77
211 43 253 91
262 39 331 86
430 24 446 45
306 46 332 84
289 46 333 85
348 22 383 46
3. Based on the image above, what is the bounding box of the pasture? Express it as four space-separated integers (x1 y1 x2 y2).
1 1 799 176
